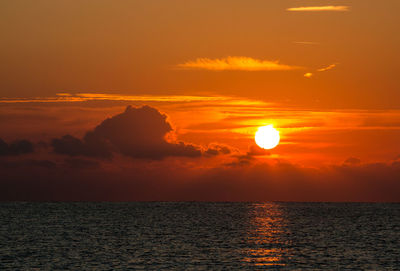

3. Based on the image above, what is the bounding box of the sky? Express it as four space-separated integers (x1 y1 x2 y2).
0 0 399 201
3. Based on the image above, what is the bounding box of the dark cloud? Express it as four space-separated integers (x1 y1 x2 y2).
343 157 361 166
204 143 233 156
1 158 399 202
52 134 112 158
0 138 34 156
64 158 100 169
52 135 89 156
0 159 56 169
223 144 269 166
225 154 255 167
52 105 202 159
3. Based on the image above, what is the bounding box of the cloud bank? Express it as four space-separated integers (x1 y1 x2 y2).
176 57 300 71
1 157 399 202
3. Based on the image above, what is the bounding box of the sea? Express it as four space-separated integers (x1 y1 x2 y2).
0 202 399 270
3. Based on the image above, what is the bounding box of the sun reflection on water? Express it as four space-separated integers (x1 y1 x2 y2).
242 203 288 267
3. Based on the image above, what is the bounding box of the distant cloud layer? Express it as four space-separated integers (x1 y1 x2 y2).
176 57 300 71
287 6 350 12
1 157 399 202
0 93 252 104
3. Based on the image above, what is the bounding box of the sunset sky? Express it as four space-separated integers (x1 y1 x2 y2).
1 0 399 201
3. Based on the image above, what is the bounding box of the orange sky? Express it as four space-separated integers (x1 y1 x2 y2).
0 1 399 201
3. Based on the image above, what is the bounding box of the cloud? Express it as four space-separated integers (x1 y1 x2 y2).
52 105 203 159
1 158 399 202
0 138 34 156
317 64 337 72
64 158 100 169
176 57 300 71
287 6 350 12
204 143 234 156
0 159 56 169
293 41 320 45
0 93 265 105
343 157 361 166
304 64 337 78
52 134 112 158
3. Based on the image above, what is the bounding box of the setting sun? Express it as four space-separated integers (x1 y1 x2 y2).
255 125 280 149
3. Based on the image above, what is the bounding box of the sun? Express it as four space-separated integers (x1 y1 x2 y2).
255 125 280 149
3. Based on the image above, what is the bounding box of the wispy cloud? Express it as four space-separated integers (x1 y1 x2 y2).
317 64 337 72
0 93 273 109
0 93 230 103
287 6 350 12
293 41 320 45
304 63 338 78
176 56 301 71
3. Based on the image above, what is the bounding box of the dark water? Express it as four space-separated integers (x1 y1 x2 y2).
0 203 399 270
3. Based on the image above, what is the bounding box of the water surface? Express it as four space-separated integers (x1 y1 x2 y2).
0 202 399 269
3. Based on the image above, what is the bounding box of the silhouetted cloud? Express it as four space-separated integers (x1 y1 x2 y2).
64 158 100 169
1 158 399 202
176 57 301 71
344 157 361 166
0 159 56 169
52 105 202 159
223 145 270 167
224 154 255 167
204 143 233 156
0 138 34 156
52 134 112 158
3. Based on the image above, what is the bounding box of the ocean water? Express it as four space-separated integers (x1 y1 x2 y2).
0 202 399 270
